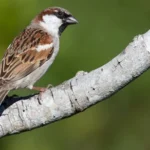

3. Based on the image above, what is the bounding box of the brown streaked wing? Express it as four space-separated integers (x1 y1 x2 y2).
0 27 54 82
2 46 54 82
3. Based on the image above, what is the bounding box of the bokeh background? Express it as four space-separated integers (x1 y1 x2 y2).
0 0 150 150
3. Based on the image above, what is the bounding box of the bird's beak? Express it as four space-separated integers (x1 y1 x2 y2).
66 16 78 24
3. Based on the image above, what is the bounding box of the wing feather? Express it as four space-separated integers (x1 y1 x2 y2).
0 27 54 83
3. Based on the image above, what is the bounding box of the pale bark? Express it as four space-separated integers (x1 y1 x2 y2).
0 30 150 138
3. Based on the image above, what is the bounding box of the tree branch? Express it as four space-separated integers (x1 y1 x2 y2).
0 30 150 138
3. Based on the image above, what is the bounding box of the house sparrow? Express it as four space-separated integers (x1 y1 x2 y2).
0 7 78 105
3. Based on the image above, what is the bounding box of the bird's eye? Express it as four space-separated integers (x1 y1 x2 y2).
57 11 64 18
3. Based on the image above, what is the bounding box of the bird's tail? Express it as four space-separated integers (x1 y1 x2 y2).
0 90 9 105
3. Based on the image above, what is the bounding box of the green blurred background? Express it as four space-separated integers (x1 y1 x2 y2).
0 0 150 150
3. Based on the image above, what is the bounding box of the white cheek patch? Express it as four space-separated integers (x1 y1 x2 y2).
40 15 62 36
43 15 61 24
36 43 53 52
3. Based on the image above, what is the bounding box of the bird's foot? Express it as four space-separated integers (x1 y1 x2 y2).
46 84 53 89
32 85 53 104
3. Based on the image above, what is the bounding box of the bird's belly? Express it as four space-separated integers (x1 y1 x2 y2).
14 58 52 89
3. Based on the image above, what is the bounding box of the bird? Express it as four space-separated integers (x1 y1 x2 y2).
0 7 78 105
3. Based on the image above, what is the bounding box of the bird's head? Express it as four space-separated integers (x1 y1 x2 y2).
32 7 78 36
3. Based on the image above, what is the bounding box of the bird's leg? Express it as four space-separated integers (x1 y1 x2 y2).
32 84 53 92
32 85 53 104
32 86 47 92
